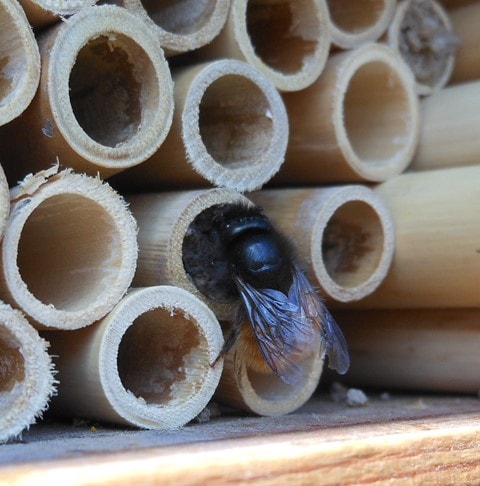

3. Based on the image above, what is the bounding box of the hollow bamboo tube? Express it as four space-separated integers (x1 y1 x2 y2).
335 309 480 394
386 0 456 96
351 166 480 309
410 81 480 171
113 0 230 56
0 0 40 127
45 286 224 429
0 167 138 330
249 186 394 303
112 59 288 193
196 0 331 92
0 5 174 184
0 302 55 443
326 0 397 49
276 43 420 184
127 188 253 321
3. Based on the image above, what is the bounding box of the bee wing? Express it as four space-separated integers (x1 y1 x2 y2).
290 266 350 375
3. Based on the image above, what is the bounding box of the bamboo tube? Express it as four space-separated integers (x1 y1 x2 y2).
112 60 288 193
250 186 394 303
113 0 230 56
196 0 331 92
386 0 457 96
350 166 480 309
0 0 40 127
0 5 174 184
276 43 420 184
327 0 397 49
0 167 138 330
0 302 55 443
45 286 224 429
336 309 480 394
0 163 9 241
410 81 480 171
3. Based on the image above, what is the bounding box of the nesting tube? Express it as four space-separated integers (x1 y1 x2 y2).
114 59 288 193
0 302 55 443
250 186 394 303
278 43 420 184
386 0 457 95
46 286 224 429
197 0 331 92
0 5 174 184
115 0 230 55
327 0 397 49
0 0 40 127
0 168 138 330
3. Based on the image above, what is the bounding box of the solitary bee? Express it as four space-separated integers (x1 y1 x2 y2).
182 203 350 385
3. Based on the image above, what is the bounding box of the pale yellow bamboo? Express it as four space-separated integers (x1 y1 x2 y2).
276 43 420 184
351 166 480 309
327 0 397 49
45 286 224 428
0 5 174 183
410 81 480 171
0 302 55 443
336 309 480 393
0 0 40 127
0 167 138 330
249 186 394 303
197 0 331 92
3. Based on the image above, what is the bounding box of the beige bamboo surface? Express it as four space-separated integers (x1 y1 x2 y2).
386 0 456 95
44 286 224 429
336 309 480 393
111 59 288 193
0 167 138 330
348 165 480 309
113 0 230 56
0 302 55 443
327 0 397 49
0 5 174 184
0 0 40 127
249 186 394 303
197 0 331 92
410 80 480 171
276 43 420 184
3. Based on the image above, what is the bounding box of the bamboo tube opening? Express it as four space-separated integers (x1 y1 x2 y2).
0 331 25 393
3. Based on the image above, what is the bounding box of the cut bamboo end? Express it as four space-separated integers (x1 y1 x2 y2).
327 0 397 49
0 168 138 330
117 0 230 55
128 188 253 321
387 0 456 96
0 0 40 127
0 163 9 241
0 302 55 443
279 43 420 184
250 186 394 303
199 0 331 92
46 286 224 429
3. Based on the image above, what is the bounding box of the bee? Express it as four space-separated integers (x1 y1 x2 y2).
182 202 350 385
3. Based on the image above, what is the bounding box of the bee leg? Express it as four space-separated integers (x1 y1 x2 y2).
210 311 244 368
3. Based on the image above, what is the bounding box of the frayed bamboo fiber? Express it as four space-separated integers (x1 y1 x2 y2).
327 0 397 49
0 5 174 184
276 43 420 184
386 0 456 96
45 286 224 429
113 0 230 56
112 59 288 193
127 188 252 320
410 81 480 171
0 302 55 443
249 186 394 303
0 163 9 241
336 309 480 394
196 0 331 92
0 167 138 330
351 166 480 309
0 0 40 127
